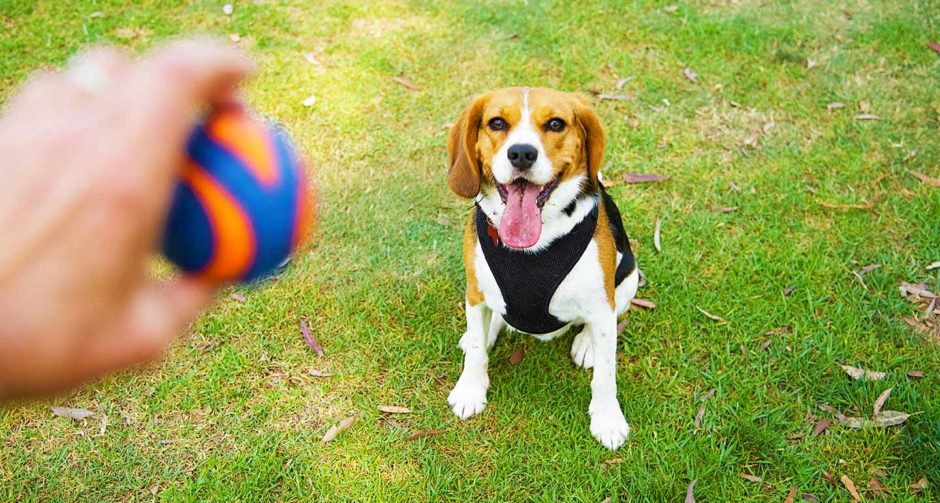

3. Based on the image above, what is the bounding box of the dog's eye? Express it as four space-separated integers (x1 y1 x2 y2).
546 118 566 132
488 118 508 131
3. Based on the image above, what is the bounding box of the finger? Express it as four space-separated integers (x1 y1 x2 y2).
121 38 253 143
63 46 132 97
74 278 215 377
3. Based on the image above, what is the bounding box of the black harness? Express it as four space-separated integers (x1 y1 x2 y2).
475 188 635 335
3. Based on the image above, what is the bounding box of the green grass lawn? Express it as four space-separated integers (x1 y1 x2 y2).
2 0 939 500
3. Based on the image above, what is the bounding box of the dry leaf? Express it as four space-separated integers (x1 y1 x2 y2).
802 493 818 502
682 67 698 83
927 261 940 271
713 206 738 213
840 365 886 381
603 457 624 466
817 403 848 422
300 319 324 356
701 388 717 401
662 5 679 13
841 475 862 502
827 102 846 111
695 306 728 323
600 498 611 503
859 264 881 274
391 76 420 91
308 369 333 377
909 170 940 187
653 218 662 252
859 100 871 113
616 318 629 334
869 477 889 499
813 418 832 436
929 42 940 55
758 337 772 351
685 480 696 503
740 473 762 483
872 387 892 418
599 93 628 101
379 405 411 414
623 172 670 184
910 478 928 493
302 95 317 107
784 284 797 296
822 470 836 483
88 11 104 18
693 404 706 430
899 282 937 298
406 429 444 441
51 407 94 420
841 410 910 428
230 293 247 303
631 298 656 309
509 345 525 365
855 114 880 121
907 370 924 378
321 416 356 444
783 486 797 503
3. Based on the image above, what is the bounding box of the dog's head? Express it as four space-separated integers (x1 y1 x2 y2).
447 87 605 249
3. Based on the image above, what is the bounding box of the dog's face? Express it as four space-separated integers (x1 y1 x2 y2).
448 87 605 249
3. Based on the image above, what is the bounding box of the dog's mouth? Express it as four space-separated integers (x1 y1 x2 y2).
495 177 559 249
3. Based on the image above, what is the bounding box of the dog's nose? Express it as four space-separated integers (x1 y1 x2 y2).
507 144 538 170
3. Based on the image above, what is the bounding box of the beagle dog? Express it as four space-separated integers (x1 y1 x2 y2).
446 87 639 450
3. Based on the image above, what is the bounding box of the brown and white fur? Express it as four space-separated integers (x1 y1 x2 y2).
446 87 638 450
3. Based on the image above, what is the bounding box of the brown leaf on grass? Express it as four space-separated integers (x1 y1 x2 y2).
682 67 698 83
693 404 706 430
817 199 875 210
379 405 412 414
616 318 629 334
855 114 880 121
685 480 696 503
817 403 848 422
51 407 94 420
712 206 738 213
229 293 247 304
927 261 940 271
841 410 910 429
841 475 862 502
822 470 836 483
859 264 881 274
603 457 624 466
827 102 846 111
907 370 924 378
873 387 892 418
740 473 762 483
654 218 662 252
758 338 772 351
909 170 940 187
929 41 940 55
910 478 928 493
899 282 937 299
391 76 420 91
308 369 333 377
813 418 833 436
300 319 324 356
406 429 445 441
623 172 670 184
321 416 356 444
695 306 728 323
631 298 656 309
802 493 818 502
784 284 797 296
509 345 525 365
840 365 886 381
869 477 889 499
783 486 797 503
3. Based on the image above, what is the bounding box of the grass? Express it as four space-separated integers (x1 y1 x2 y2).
2 0 939 500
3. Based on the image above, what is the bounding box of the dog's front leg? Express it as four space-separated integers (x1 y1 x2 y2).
588 312 630 450
448 299 490 419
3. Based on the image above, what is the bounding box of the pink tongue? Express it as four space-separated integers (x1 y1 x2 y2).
500 182 543 249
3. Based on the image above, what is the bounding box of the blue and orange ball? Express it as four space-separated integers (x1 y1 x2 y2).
162 107 315 283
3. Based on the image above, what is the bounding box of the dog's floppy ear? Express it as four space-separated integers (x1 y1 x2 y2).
447 94 488 198
573 94 606 186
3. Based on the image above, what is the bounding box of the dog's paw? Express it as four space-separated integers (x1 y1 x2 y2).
589 401 630 451
448 376 488 420
570 329 594 369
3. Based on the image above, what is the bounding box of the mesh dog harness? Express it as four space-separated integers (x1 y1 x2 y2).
475 188 635 335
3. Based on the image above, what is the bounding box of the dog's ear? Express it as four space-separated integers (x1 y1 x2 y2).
447 94 488 198
573 94 606 186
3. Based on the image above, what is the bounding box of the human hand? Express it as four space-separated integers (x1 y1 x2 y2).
0 40 253 399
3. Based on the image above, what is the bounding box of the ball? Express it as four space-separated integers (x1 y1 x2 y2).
162 107 314 283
